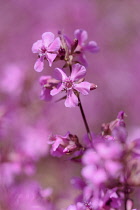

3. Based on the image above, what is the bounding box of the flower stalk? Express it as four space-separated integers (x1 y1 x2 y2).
78 95 92 141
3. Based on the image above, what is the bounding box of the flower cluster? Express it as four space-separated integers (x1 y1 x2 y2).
66 113 140 210
31 29 140 210
32 29 97 108
1 28 139 210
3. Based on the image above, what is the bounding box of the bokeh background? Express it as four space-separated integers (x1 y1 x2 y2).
1 0 140 209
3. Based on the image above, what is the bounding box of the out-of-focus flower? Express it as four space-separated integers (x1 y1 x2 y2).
82 140 123 186
32 32 61 72
0 162 21 186
67 202 86 210
39 75 59 101
0 109 50 185
125 138 140 186
48 132 83 157
67 187 122 210
50 63 95 107
99 188 122 210
0 181 53 210
101 111 127 142
0 64 24 96
19 126 49 161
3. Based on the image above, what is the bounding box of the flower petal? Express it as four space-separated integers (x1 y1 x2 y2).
84 41 99 53
52 137 63 151
42 32 55 48
70 63 86 81
48 37 61 52
54 68 67 81
46 53 57 67
65 90 78 108
32 40 42 53
74 82 91 95
78 54 88 67
39 75 52 86
74 29 88 46
40 88 52 101
34 58 44 72
50 84 63 96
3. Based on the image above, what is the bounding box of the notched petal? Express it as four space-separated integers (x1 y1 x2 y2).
70 63 86 81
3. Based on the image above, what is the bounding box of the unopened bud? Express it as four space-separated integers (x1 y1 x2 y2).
71 39 78 53
90 83 97 90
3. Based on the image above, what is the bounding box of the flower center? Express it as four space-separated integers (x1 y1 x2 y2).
41 46 46 53
63 78 74 90
39 46 47 57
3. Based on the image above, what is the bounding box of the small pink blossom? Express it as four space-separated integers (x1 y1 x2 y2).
50 63 94 108
48 132 82 157
74 29 99 66
32 32 61 72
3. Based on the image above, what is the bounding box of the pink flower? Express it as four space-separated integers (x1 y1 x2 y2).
74 29 98 53
1 181 53 210
82 141 123 186
0 162 21 186
48 132 82 157
32 32 61 72
50 63 93 108
67 202 86 210
74 29 99 66
101 111 127 142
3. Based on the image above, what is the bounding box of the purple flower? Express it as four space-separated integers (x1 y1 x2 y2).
82 141 123 186
32 32 61 72
125 138 140 186
58 29 99 67
48 132 82 157
101 188 122 209
0 181 53 210
74 29 99 66
67 202 86 210
0 64 24 95
0 162 21 186
19 126 49 161
50 63 94 108
101 111 127 142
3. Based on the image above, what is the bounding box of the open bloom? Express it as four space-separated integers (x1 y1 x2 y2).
50 63 96 108
32 32 61 72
